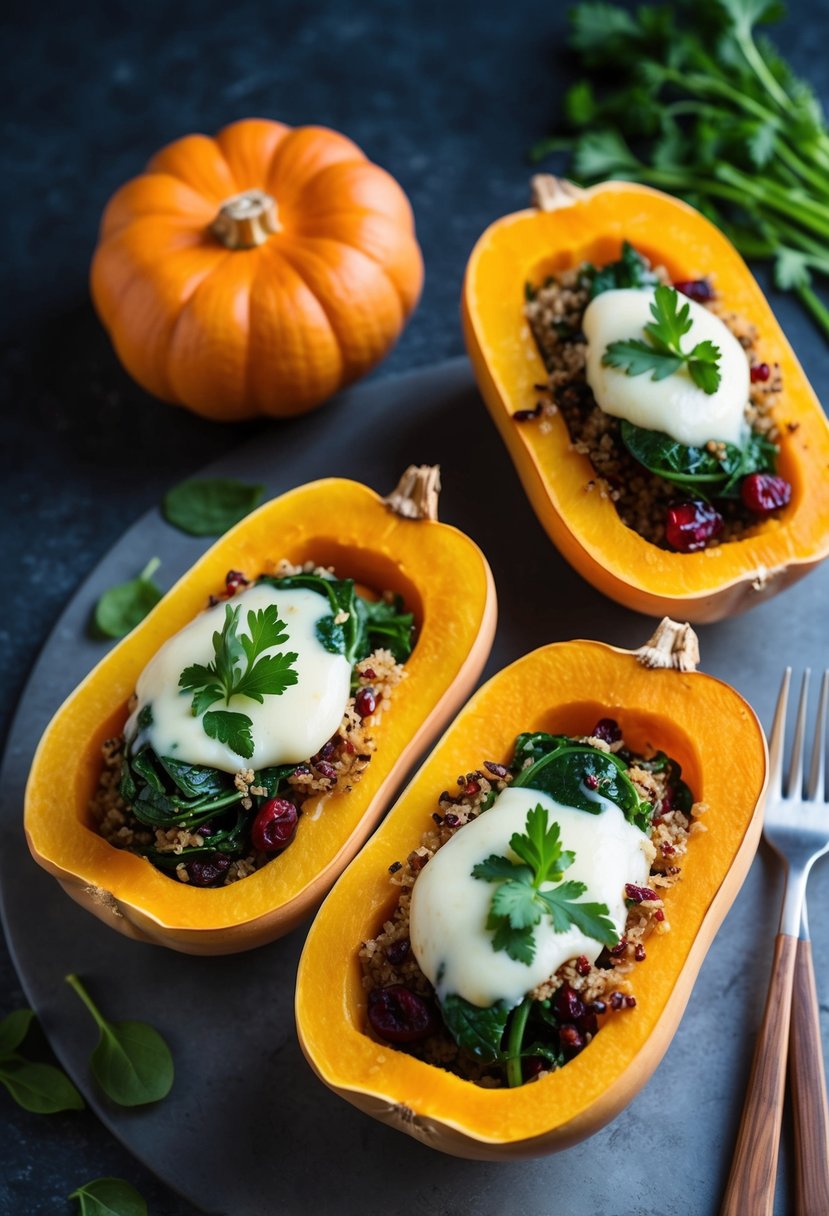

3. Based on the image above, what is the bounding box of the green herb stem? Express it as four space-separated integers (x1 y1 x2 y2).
796 283 829 341
65 974 106 1033
506 997 533 1088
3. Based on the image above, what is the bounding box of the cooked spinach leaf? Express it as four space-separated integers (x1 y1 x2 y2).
582 240 659 299
439 994 510 1061
620 420 777 497
512 733 651 830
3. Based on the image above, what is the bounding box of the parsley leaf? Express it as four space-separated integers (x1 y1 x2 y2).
603 285 722 395
178 601 298 757
472 804 619 965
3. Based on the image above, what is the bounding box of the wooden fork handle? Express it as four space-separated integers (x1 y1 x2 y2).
721 933 797 1216
790 938 829 1216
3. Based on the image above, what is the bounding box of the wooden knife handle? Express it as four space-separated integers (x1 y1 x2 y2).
720 933 797 1216
790 938 829 1216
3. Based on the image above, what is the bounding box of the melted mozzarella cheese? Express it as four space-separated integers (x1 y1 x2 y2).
409 786 651 1010
583 287 750 448
124 585 351 773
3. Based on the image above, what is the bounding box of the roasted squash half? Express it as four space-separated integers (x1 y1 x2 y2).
24 471 496 954
296 626 767 1157
462 177 829 623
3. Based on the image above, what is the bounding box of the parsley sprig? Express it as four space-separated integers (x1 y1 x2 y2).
178 602 298 759
602 285 722 394
471 804 619 965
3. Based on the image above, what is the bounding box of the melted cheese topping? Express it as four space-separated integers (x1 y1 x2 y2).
409 786 651 1010
124 585 351 773
583 287 750 448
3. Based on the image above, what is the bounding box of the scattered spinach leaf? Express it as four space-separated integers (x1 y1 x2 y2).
69 1177 147 1216
162 477 264 537
0 1056 85 1114
92 559 163 640
66 974 173 1107
0 1008 85 1113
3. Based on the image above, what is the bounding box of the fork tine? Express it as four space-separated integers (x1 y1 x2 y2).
806 669 828 801
769 668 791 801
787 670 811 798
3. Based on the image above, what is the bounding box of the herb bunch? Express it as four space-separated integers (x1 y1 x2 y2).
532 0 829 339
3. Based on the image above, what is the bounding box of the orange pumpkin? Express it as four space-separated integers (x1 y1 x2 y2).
91 118 424 420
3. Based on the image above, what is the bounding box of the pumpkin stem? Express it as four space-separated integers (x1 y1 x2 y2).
636 618 701 672
383 465 441 521
530 174 586 213
210 190 280 249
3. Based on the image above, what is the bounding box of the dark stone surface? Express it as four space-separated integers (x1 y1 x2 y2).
2 1 826 1212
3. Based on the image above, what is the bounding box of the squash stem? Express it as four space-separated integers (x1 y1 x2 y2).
210 190 280 249
505 996 533 1088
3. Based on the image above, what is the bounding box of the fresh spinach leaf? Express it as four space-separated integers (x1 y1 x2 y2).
0 1008 35 1055
92 559 163 640
439 994 510 1061
162 477 264 537
0 1055 85 1114
69 1177 147 1216
66 975 173 1107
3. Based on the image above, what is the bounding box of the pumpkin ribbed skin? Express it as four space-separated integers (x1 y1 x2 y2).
24 478 496 954
462 180 829 622
296 639 767 1157
91 119 424 420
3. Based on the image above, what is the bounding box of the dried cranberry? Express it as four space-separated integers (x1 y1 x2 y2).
360 667 376 681
592 718 622 744
314 760 337 781
553 983 584 1023
625 883 657 904
224 569 248 595
750 362 771 383
196 822 214 837
559 1024 585 1057
584 773 599 791
185 853 231 887
463 779 480 796
654 909 665 923
610 937 628 958
355 686 378 718
484 761 510 780
523 1057 547 1080
575 955 591 977
635 944 647 962
443 812 460 828
740 473 792 516
577 1006 598 1038
317 740 336 761
673 279 714 303
591 1000 607 1015
665 500 723 553
610 991 625 1010
251 798 298 853
367 986 436 1043
513 403 542 422
386 938 410 966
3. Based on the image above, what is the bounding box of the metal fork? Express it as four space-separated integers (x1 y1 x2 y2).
722 670 829 1216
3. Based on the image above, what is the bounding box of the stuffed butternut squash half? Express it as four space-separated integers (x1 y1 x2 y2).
462 176 829 622
296 622 767 1158
25 469 496 955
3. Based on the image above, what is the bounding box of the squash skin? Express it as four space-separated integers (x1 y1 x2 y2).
90 118 424 420
296 639 767 1157
24 479 496 955
462 180 829 622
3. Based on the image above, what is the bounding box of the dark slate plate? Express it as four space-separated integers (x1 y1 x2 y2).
1 358 826 1216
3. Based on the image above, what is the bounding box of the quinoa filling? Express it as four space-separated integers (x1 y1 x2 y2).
360 719 707 1088
91 560 412 887
522 244 791 551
